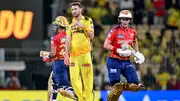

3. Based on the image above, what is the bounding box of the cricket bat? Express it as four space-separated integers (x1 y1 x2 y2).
40 51 50 57
127 44 138 58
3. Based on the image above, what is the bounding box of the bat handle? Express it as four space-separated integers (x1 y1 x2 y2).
127 45 138 58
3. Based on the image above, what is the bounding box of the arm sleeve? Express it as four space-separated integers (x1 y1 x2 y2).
86 18 94 32
51 37 57 47
133 29 137 41
106 29 115 41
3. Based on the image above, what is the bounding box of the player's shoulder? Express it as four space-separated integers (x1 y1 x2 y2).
51 33 60 40
129 26 135 29
84 16 91 20
110 25 119 31
107 25 119 35
128 26 136 32
83 16 93 23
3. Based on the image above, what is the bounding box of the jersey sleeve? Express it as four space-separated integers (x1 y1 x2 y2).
86 18 94 32
133 29 137 41
106 28 115 42
51 36 57 47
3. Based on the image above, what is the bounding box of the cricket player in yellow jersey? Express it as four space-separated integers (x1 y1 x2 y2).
64 1 94 101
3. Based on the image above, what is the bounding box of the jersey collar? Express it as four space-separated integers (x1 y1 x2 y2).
116 25 129 30
72 15 85 22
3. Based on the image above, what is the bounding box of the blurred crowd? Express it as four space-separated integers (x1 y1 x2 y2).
1 0 180 91
56 0 180 91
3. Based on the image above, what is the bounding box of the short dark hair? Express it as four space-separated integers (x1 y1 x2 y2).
70 1 82 8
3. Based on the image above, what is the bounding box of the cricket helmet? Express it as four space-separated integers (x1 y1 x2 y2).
54 16 69 27
118 10 132 18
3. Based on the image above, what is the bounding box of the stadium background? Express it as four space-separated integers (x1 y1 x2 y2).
0 0 179 101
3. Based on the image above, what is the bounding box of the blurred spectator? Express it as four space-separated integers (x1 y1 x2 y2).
119 0 134 11
152 49 163 64
133 0 145 25
101 2 116 25
142 67 156 90
94 20 103 37
97 0 106 7
4 71 21 89
144 0 154 25
156 66 170 90
175 0 180 9
101 82 111 90
167 75 180 90
101 64 110 84
165 0 173 10
168 32 176 56
94 68 103 90
153 0 165 27
166 5 180 31
101 9 116 25
89 1 107 22
162 57 175 75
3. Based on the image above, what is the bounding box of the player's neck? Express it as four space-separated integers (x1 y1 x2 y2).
76 14 82 21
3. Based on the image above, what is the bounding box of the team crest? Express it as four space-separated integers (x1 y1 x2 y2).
118 34 124 38
61 38 66 43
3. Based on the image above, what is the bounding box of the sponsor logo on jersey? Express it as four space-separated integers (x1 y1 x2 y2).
107 29 113 38
118 34 124 38
117 40 133 44
61 38 66 43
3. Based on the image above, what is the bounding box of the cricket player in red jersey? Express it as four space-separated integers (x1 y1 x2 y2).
42 16 77 101
103 10 146 101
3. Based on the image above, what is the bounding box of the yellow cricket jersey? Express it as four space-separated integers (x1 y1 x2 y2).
167 8 180 27
66 15 94 56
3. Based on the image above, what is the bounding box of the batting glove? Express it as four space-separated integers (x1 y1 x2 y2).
134 52 145 64
43 55 51 62
117 48 132 57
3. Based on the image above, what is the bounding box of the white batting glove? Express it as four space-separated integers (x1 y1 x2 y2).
117 48 132 57
134 52 145 64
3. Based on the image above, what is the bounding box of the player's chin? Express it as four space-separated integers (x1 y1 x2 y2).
122 24 129 27
72 13 77 17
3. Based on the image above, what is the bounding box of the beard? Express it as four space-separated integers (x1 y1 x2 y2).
73 12 80 18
